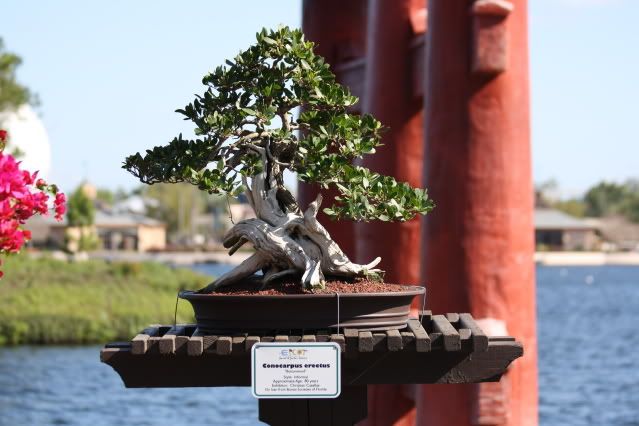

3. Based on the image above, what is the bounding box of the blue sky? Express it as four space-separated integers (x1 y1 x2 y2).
3 0 638 198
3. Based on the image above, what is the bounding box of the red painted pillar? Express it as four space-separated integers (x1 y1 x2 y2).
300 0 368 258
356 1 426 425
356 0 425 286
418 1 538 425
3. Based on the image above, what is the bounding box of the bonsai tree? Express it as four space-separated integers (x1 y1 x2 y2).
124 27 434 292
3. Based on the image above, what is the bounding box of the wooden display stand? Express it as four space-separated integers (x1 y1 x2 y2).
101 311 522 425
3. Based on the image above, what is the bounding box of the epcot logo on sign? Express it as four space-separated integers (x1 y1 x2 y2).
252 342 341 399
279 348 308 359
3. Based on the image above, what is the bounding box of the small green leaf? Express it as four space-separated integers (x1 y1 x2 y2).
262 36 277 45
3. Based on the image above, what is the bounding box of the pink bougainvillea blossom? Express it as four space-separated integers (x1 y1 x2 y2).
54 192 67 220
0 129 66 275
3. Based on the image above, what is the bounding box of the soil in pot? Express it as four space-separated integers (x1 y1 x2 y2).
211 278 412 296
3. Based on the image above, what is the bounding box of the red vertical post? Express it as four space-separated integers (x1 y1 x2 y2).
356 0 425 287
300 0 368 258
418 0 538 425
357 1 426 425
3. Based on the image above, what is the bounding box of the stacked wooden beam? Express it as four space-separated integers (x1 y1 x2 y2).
103 311 498 360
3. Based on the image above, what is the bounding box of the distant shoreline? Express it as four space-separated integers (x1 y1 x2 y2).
87 250 252 266
535 251 639 266
32 249 639 267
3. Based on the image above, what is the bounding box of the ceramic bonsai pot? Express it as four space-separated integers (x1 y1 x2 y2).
179 284 425 332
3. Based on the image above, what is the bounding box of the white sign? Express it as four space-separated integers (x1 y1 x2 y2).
251 342 341 399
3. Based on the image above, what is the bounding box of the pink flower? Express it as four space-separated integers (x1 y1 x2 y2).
54 193 66 221
0 129 66 276
22 170 35 185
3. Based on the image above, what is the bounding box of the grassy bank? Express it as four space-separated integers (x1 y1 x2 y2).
0 255 210 345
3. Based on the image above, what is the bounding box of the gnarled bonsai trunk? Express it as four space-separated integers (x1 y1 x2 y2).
199 146 382 293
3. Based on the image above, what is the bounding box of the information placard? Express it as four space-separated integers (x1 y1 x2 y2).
251 342 341 399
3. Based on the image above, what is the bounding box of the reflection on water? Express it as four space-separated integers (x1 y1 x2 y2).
0 264 638 425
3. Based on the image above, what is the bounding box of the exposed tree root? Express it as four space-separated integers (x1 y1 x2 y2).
198 146 382 293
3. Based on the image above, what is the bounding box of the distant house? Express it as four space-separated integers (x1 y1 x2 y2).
95 211 166 252
534 208 600 251
111 195 160 215
30 210 166 252
593 215 639 252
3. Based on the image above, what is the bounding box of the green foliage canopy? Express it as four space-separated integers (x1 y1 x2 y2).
142 182 212 237
124 27 433 222
584 180 639 223
584 182 628 217
66 185 95 227
0 39 35 113
537 179 639 224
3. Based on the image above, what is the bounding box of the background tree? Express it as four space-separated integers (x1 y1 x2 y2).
67 186 95 227
142 183 204 240
618 179 639 223
584 181 627 217
0 38 36 114
124 27 434 291
537 178 639 224
66 185 98 251
95 188 115 206
552 199 586 218
138 183 229 242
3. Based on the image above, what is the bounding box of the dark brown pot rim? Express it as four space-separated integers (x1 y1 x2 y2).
179 284 425 301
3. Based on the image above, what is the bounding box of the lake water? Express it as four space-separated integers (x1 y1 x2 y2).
1 264 638 425
536 266 639 425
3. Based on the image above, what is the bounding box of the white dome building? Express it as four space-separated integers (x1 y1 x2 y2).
0 105 52 179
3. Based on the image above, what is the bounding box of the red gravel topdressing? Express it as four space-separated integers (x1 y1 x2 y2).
212 279 414 295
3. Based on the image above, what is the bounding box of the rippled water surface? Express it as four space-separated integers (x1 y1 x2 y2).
537 266 639 425
0 346 257 426
1 264 638 425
